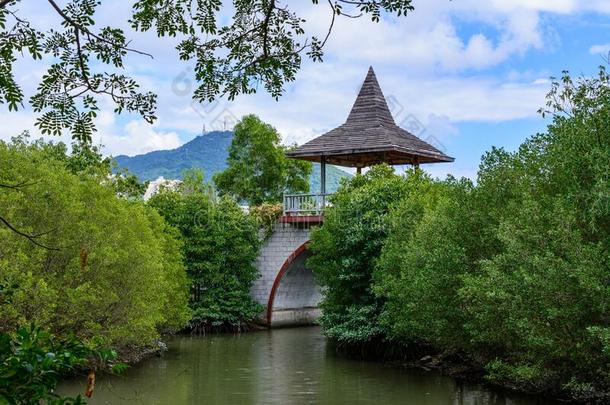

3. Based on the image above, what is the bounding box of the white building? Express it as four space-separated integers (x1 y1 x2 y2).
143 177 182 201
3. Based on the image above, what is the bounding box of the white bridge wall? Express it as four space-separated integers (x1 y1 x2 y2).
250 222 321 326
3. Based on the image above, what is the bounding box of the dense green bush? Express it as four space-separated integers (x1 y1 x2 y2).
310 67 610 399
0 138 190 351
308 166 434 344
249 203 283 239
456 68 610 395
148 170 263 332
374 177 481 349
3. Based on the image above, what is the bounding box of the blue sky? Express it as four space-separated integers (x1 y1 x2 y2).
3 0 610 180
439 9 610 179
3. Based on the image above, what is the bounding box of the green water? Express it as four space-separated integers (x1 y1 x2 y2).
60 327 554 404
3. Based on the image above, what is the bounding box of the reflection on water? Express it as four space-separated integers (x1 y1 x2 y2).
59 327 554 405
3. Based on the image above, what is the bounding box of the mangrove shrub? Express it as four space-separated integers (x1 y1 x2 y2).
311 67 610 399
308 166 435 344
148 170 263 332
0 138 190 350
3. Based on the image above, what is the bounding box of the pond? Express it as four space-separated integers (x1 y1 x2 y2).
60 327 554 404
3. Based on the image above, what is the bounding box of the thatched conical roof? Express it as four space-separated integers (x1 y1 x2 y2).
286 67 453 167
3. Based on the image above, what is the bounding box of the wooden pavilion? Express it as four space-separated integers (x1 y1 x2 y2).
283 67 453 216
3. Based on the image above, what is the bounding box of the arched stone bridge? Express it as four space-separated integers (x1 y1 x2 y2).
250 216 323 327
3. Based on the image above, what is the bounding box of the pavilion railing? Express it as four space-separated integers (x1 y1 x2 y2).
283 193 332 216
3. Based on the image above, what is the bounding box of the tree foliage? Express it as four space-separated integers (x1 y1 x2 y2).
0 133 147 250
213 114 312 205
1 0 415 141
374 177 480 349
0 137 190 350
308 165 433 344
310 66 610 399
148 169 263 332
455 67 610 396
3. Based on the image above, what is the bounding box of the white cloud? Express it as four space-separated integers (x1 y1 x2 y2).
297 0 546 73
95 120 181 157
0 109 181 157
426 114 460 138
581 0 610 13
590 43 610 55
0 111 38 140
488 0 576 13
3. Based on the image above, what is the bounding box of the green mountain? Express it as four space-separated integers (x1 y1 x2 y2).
309 164 352 194
113 130 352 194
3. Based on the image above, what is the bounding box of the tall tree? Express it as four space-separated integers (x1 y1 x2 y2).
213 114 312 205
148 169 263 332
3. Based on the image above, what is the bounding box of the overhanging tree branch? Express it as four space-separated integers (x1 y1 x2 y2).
46 0 153 58
0 215 59 250
3 0 416 138
0 181 59 250
0 180 39 189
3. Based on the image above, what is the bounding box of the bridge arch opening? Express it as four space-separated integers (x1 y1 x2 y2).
266 243 322 326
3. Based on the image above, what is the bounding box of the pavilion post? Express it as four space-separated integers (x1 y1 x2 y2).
320 156 326 211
